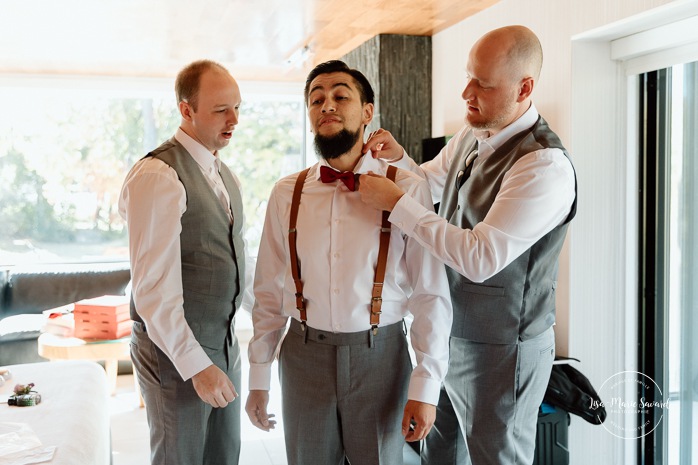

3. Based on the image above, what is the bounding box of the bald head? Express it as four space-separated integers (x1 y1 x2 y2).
176 59 234 111
461 25 542 133
475 25 543 84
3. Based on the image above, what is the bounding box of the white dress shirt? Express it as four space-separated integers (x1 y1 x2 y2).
118 128 254 381
390 104 576 283
248 154 453 405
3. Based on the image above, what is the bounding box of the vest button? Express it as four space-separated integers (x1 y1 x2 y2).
318 334 326 341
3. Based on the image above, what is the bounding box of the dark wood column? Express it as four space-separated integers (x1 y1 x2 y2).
342 34 431 163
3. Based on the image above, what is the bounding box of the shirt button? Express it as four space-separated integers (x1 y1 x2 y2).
333 289 339 294
333 253 340 259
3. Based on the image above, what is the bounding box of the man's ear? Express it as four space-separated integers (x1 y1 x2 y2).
179 101 193 121
362 102 374 125
517 77 534 102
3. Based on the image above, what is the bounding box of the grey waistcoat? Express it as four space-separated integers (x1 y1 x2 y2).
440 117 577 344
130 138 245 350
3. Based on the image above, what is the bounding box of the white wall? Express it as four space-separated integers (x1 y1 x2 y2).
430 1 695 464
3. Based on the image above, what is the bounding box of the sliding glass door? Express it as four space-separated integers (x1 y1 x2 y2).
638 62 698 465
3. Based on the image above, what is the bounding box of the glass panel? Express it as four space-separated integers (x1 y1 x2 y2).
665 61 698 465
0 86 304 265
222 96 305 253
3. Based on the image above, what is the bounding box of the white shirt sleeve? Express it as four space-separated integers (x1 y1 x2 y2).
392 127 469 205
399 175 453 404
119 158 212 381
247 182 289 391
389 148 576 282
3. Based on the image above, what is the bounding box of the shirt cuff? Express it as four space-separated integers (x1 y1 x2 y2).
176 346 214 381
389 193 426 234
248 363 273 391
407 375 442 405
384 148 407 164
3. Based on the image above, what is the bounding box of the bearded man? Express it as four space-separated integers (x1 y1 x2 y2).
244 60 453 465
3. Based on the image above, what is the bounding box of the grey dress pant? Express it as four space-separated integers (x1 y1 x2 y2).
280 319 411 465
422 326 555 465
131 321 242 465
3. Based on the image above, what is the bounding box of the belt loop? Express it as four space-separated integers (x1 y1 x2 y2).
303 323 308 344
368 328 375 349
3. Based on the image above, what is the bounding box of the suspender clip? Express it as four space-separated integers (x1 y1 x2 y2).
369 325 378 348
300 320 308 343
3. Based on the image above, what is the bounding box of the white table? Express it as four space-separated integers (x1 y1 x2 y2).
0 360 110 465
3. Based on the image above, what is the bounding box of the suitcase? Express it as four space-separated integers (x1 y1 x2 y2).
533 404 570 465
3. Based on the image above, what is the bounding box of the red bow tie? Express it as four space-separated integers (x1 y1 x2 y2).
320 165 357 191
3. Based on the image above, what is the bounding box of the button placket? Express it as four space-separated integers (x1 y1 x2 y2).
328 189 341 326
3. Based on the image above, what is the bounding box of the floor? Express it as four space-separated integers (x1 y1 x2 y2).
108 315 420 465
109 370 288 465
109 377 421 465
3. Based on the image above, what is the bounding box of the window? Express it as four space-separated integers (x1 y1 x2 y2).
0 79 306 265
569 5 698 464
638 62 698 465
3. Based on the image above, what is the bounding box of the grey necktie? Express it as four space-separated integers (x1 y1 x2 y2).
447 148 478 225
212 160 233 223
456 148 479 190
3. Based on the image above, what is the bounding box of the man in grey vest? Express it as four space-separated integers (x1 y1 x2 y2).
119 60 251 465
358 26 577 465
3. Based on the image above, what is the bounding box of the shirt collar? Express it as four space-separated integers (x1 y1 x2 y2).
175 127 219 173
473 103 539 159
313 152 381 181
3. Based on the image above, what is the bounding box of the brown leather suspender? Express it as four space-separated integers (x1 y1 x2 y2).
370 165 397 334
288 165 398 334
289 168 310 330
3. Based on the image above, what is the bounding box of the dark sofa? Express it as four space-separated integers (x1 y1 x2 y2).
0 263 131 367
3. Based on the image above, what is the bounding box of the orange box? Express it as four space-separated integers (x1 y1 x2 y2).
73 295 132 340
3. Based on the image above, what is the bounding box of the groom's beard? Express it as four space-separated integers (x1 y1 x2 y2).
314 127 361 160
